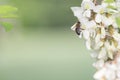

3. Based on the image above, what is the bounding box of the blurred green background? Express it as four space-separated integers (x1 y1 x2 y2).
0 0 95 80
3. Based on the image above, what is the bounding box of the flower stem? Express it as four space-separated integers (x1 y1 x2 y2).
93 0 103 5
93 0 97 5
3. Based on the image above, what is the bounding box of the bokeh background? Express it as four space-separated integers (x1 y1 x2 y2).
0 0 95 80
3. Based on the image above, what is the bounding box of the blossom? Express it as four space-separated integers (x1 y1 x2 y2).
71 7 84 20
93 5 106 23
83 9 91 18
102 16 114 27
81 20 96 29
86 39 91 50
71 0 120 80
98 47 107 60
93 59 104 69
81 0 95 10
94 54 120 80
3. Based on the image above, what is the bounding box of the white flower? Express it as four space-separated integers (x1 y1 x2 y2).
81 0 95 10
117 41 120 49
82 20 96 29
89 29 96 38
71 7 83 19
98 47 107 60
71 0 120 80
93 5 105 13
117 70 120 78
94 41 104 50
94 5 106 23
78 17 88 25
86 39 91 50
113 31 120 41
102 16 114 27
106 63 117 70
95 13 102 23
105 41 117 51
117 57 120 63
101 27 106 38
94 33 105 49
105 63 116 80
94 68 106 80
101 3 108 8
94 62 117 80
90 52 98 58
105 69 116 80
83 30 90 40
93 59 104 69
83 9 91 18
88 20 97 28
71 7 89 22
104 40 118 59
107 50 114 59
95 34 101 43
112 22 118 28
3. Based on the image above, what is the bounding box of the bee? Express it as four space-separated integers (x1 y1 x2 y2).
71 22 82 35
75 22 81 35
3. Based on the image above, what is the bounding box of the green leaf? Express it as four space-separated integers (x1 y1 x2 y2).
116 18 120 28
0 5 17 14
0 22 13 32
0 5 18 19
0 5 18 32
104 0 114 3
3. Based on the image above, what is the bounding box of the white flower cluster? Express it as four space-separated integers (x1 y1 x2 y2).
94 53 120 80
71 0 120 80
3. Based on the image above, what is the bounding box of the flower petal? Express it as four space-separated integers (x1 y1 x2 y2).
98 47 107 59
102 16 113 26
94 41 104 50
101 27 106 38
95 34 101 43
71 7 83 18
81 0 95 10
94 68 106 80
107 50 113 59
93 60 104 69
95 14 102 23
83 30 90 40
83 10 91 18
86 39 91 50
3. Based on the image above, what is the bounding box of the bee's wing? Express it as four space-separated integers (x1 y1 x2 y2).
71 23 77 31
